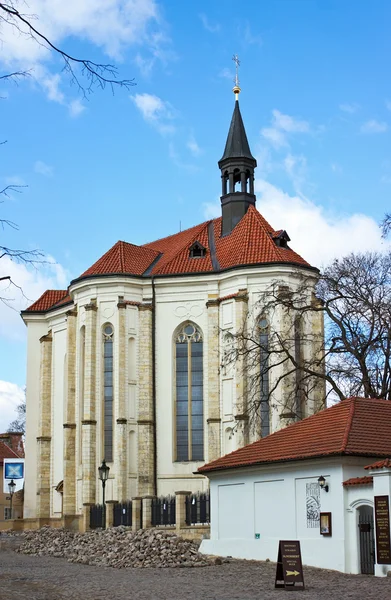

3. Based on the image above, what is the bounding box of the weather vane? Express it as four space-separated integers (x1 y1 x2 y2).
232 54 241 100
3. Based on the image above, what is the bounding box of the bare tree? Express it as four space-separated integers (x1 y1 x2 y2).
7 396 26 434
0 2 135 93
0 1 136 303
222 252 391 433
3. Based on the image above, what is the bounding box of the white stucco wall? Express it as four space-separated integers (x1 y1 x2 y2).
200 457 384 574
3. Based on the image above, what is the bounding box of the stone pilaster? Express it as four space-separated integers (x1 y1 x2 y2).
234 290 249 448
36 332 53 518
137 304 155 496
82 300 98 505
63 308 77 516
105 500 118 529
116 299 128 501
206 297 221 462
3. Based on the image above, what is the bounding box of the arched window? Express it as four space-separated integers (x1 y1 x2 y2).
259 317 270 437
175 322 204 461
294 316 303 420
103 324 114 462
79 326 85 464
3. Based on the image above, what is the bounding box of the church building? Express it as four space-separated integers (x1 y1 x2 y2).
22 82 324 525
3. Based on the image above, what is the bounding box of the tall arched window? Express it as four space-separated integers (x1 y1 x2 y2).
175 322 204 461
103 324 114 462
259 317 270 437
294 315 303 420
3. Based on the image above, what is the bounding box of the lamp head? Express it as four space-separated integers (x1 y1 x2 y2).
318 475 329 492
8 479 16 495
98 459 110 483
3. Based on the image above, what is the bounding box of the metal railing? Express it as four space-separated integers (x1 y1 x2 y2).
89 504 104 529
113 501 133 527
185 492 210 525
151 495 176 526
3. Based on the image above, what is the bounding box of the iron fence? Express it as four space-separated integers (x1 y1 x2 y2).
90 504 104 529
113 501 133 527
185 492 210 525
151 495 176 526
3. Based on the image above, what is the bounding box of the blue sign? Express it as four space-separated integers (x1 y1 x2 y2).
4 462 24 480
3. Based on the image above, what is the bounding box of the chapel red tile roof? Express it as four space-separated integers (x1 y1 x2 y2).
24 206 315 313
364 458 391 470
343 476 373 487
198 398 391 474
25 289 68 313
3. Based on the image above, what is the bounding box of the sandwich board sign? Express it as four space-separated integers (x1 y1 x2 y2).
275 540 305 590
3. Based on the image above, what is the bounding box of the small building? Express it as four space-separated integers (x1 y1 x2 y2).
198 397 391 576
0 433 25 527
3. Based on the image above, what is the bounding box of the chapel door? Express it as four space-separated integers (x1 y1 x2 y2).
358 505 375 575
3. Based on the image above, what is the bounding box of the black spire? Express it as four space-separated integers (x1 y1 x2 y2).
219 101 256 163
218 98 257 236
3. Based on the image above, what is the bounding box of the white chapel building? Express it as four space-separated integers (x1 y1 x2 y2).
22 88 325 526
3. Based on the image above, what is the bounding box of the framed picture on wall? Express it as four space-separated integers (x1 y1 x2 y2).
320 512 332 536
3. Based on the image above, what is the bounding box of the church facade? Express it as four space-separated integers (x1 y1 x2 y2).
22 89 324 524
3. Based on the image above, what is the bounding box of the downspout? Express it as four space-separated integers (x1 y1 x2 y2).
152 276 158 496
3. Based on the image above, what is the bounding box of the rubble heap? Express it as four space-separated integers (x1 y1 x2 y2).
16 527 214 568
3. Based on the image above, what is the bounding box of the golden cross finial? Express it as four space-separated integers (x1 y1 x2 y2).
232 54 241 100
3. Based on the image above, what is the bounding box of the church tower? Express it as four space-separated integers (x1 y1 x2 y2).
218 59 257 236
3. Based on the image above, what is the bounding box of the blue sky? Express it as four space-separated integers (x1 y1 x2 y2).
0 0 390 429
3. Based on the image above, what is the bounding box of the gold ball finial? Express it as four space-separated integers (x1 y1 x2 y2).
233 84 241 101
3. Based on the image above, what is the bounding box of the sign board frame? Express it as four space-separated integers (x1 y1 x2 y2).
275 540 305 591
374 495 391 565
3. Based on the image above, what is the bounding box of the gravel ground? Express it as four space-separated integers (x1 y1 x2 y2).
1 536 391 600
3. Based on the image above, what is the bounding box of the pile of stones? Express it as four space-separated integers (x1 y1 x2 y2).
16 527 215 568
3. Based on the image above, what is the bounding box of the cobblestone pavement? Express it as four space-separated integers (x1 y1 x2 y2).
1 538 391 600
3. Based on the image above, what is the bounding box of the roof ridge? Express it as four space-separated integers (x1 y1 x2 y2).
143 219 211 247
119 241 125 272
341 397 356 452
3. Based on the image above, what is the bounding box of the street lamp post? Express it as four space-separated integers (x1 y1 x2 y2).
98 459 110 529
8 479 16 520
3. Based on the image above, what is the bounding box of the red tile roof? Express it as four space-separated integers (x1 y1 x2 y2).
198 398 391 474
343 476 373 487
0 440 19 465
0 433 25 459
364 458 391 470
24 206 315 313
25 290 68 313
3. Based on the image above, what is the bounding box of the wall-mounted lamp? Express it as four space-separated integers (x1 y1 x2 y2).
318 475 329 492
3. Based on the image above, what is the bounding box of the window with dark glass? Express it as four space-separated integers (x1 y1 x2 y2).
103 324 114 462
175 323 204 461
259 317 270 437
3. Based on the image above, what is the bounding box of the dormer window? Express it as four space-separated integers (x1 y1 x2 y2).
189 241 206 259
273 230 291 248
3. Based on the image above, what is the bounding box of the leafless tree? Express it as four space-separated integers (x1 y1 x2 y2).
0 1 136 303
7 396 26 434
0 2 135 93
222 252 391 433
381 213 391 238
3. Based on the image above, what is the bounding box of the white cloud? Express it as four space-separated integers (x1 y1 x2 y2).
187 135 202 156
0 254 68 341
240 21 262 46
360 120 388 134
168 143 199 173
339 102 360 114
203 180 389 269
131 92 175 134
69 98 86 118
261 109 310 148
34 160 53 176
0 1 167 106
199 13 220 33
331 162 343 174
386 101 391 111
0 381 25 434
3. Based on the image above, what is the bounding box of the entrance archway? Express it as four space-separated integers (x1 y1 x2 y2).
358 505 375 574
